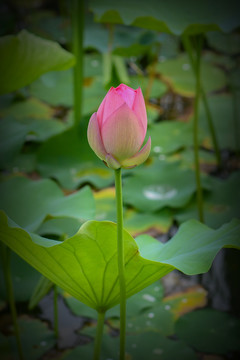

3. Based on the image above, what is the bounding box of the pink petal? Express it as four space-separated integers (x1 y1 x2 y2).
87 112 107 160
101 103 145 161
132 87 147 135
115 84 136 109
121 136 151 168
97 87 125 127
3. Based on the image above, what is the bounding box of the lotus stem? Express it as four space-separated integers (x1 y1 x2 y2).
114 168 126 360
72 0 84 128
53 285 59 339
182 35 221 167
1 245 24 360
183 35 204 222
93 311 105 360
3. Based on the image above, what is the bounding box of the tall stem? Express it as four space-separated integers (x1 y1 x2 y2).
182 35 221 167
114 168 126 360
93 311 105 360
192 36 204 223
72 0 84 128
53 285 59 339
201 88 221 166
1 245 24 360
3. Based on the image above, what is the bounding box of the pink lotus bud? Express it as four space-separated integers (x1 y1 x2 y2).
87 84 151 169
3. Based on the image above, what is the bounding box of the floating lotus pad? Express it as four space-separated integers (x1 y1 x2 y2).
123 160 211 211
148 121 197 155
175 171 240 228
94 187 173 235
154 54 227 97
176 308 240 355
198 94 240 151
37 127 114 190
0 176 95 232
0 317 55 360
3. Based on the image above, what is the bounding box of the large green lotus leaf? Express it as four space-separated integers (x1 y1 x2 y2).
1 211 240 311
175 308 240 354
0 317 56 360
148 121 195 155
37 127 113 190
123 160 211 212
0 251 41 302
0 30 75 95
0 176 95 232
175 172 240 228
62 280 163 320
155 54 227 97
90 0 240 35
198 94 240 151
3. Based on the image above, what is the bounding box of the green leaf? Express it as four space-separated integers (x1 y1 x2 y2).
0 30 75 95
28 276 53 310
198 94 240 151
0 176 95 231
123 160 211 211
176 309 240 354
1 211 239 312
148 121 195 155
155 54 227 97
0 317 56 360
37 127 113 190
61 332 197 360
0 251 41 302
175 172 240 228
90 0 240 35
130 75 167 98
0 117 29 168
206 31 240 55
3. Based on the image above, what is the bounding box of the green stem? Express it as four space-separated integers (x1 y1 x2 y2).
93 311 105 360
201 88 221 166
72 0 84 128
192 36 204 223
183 35 204 222
53 285 59 339
182 35 221 167
114 168 126 360
1 245 24 360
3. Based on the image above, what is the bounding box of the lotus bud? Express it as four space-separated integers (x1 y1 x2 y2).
87 84 151 169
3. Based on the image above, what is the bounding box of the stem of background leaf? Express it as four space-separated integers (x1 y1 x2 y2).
231 84 240 155
54 285 59 339
72 0 84 128
93 311 105 360
114 168 126 360
182 35 221 168
1 245 24 360
184 35 204 223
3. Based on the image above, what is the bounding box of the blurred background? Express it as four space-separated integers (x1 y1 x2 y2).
0 0 240 359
